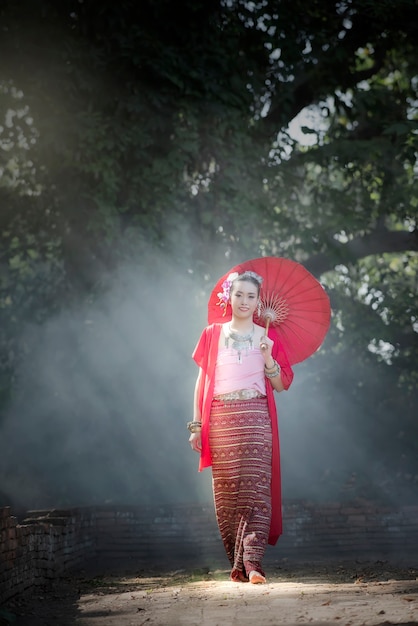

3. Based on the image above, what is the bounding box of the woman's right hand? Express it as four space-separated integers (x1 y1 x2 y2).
189 432 202 453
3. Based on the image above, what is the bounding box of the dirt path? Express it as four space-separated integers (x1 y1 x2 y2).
4 562 418 626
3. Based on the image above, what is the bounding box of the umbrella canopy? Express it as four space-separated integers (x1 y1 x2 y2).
208 256 331 365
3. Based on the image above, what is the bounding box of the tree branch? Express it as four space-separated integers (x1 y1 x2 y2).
305 228 418 276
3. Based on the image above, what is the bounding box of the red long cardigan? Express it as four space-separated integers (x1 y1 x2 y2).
192 323 294 545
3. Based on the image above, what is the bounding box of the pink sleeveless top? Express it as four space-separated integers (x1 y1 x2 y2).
213 347 266 396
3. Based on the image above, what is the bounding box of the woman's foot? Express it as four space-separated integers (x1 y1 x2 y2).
249 570 266 584
230 568 249 582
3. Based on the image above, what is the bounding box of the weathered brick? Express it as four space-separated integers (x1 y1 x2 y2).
1 501 418 607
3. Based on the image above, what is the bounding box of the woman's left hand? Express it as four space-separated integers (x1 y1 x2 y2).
260 334 274 360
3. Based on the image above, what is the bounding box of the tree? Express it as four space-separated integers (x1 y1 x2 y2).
0 0 417 506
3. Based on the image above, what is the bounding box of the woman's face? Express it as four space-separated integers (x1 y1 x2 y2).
230 279 259 319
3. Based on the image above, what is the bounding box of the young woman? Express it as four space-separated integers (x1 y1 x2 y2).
188 271 294 584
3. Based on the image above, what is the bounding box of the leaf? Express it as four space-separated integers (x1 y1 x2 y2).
8 255 22 270
27 248 39 260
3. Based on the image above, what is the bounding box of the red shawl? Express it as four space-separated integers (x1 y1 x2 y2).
192 323 294 545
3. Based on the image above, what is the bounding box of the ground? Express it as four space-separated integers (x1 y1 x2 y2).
2 561 418 626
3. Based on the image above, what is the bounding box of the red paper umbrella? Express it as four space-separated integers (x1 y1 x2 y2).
207 256 331 365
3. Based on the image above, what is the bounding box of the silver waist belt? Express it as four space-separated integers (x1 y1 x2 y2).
213 389 266 402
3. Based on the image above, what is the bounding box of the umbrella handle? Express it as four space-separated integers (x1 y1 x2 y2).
260 316 271 351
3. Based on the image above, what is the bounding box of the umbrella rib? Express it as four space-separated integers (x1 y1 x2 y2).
208 256 331 364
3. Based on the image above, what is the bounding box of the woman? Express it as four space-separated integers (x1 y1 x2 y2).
188 270 294 584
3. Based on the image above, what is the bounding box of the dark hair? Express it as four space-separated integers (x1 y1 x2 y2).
230 272 262 296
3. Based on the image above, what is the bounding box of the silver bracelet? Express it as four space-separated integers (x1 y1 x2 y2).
264 359 278 371
187 421 202 433
265 369 280 379
265 360 281 378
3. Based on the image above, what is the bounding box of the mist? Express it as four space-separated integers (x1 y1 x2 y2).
0 248 413 513
0 251 214 510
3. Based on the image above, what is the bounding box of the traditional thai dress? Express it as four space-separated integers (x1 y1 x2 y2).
192 323 294 579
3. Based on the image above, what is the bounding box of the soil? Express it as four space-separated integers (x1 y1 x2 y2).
2 561 418 626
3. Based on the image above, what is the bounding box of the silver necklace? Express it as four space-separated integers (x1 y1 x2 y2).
224 323 254 363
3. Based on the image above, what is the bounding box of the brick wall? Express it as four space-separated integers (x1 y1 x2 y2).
278 501 418 562
0 507 96 605
1 500 418 605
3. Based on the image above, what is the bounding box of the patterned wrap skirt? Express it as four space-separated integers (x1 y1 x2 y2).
209 396 272 579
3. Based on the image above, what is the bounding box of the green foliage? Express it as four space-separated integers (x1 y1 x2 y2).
0 0 417 501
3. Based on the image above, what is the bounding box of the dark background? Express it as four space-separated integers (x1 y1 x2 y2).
0 0 417 512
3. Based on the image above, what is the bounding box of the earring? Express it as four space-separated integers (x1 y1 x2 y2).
257 301 261 317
